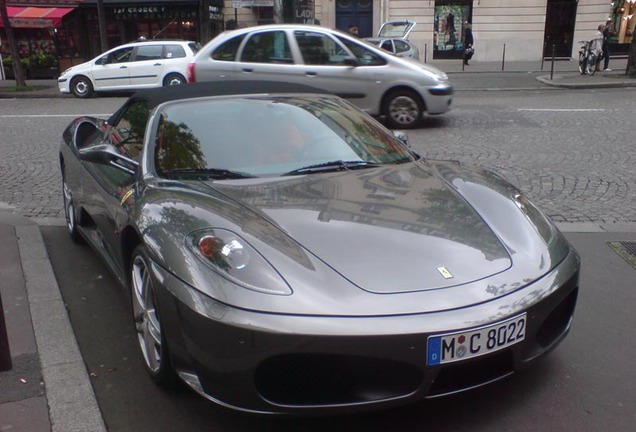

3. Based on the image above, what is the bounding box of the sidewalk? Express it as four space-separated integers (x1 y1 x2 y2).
0 59 634 99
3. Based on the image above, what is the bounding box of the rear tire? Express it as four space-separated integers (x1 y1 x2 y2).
70 76 94 98
383 89 424 129
130 245 178 387
163 73 186 87
585 53 597 76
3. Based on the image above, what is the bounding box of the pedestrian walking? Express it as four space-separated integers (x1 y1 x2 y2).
602 19 612 71
348 24 360 37
463 22 474 65
593 24 604 72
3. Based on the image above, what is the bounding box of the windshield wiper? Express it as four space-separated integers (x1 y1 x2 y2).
166 168 255 180
284 160 379 176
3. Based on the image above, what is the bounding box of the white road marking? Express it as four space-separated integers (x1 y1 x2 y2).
517 108 605 112
0 114 110 118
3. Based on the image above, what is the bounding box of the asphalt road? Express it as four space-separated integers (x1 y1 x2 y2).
42 225 636 432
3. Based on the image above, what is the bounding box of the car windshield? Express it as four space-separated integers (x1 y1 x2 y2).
154 95 416 179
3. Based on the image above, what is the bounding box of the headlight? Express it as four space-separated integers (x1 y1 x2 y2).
187 229 292 295
512 192 556 244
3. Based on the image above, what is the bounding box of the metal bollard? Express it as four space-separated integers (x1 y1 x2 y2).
424 43 428 63
0 292 12 371
550 44 556 80
502 44 506 71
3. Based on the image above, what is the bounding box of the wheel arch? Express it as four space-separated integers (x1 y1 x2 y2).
121 226 143 282
381 85 427 113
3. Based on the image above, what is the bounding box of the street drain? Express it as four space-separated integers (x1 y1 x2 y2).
607 241 636 270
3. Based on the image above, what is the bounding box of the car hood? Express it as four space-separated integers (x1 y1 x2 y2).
209 162 511 294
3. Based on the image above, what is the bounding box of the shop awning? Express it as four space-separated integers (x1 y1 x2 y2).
0 6 75 29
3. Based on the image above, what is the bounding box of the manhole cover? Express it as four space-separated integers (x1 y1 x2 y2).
607 241 636 270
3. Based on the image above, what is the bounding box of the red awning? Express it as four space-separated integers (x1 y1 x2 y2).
0 6 75 29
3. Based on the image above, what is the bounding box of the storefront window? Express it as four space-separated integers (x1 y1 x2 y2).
433 0 472 60
610 0 635 45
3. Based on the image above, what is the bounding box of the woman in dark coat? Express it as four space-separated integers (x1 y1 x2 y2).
463 22 474 65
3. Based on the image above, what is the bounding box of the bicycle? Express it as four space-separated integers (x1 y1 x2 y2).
578 40 597 76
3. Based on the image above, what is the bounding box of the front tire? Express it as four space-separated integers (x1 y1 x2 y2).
163 73 186 87
70 76 94 98
578 51 586 75
383 89 424 129
62 171 82 243
131 245 177 387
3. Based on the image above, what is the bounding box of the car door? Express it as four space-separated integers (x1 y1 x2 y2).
231 29 300 84
292 30 379 113
91 47 133 90
128 44 165 88
79 99 150 276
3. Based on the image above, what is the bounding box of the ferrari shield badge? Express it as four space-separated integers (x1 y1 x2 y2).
437 266 453 279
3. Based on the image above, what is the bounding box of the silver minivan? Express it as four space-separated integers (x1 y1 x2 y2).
188 24 452 129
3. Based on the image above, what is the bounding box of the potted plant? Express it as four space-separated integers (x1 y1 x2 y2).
2 57 30 80
28 53 59 79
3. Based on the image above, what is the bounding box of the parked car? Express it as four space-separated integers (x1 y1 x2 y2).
60 81 579 415
187 24 452 129
58 39 200 98
366 20 420 61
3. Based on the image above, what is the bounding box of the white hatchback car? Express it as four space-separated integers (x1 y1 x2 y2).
188 25 452 129
58 40 200 98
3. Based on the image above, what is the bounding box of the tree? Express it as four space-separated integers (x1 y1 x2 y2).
627 34 636 77
0 0 27 86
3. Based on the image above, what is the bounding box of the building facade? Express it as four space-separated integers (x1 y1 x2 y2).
230 0 633 62
2 0 634 78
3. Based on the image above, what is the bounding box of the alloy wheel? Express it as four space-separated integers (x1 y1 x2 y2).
132 255 162 374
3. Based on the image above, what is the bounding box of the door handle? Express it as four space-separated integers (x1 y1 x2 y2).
119 66 128 69
242 68 253 73
153 63 162 66
306 71 317 76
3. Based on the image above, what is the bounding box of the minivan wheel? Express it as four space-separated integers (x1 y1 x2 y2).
163 73 186 87
383 90 423 129
71 76 94 98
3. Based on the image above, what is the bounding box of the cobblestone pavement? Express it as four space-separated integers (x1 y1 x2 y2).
0 87 634 224
409 90 636 224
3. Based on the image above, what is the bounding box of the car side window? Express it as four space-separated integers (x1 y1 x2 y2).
211 34 246 61
109 101 150 160
380 40 394 52
240 31 292 64
295 31 350 65
135 45 163 61
164 45 186 59
337 37 387 66
105 47 134 64
394 40 410 54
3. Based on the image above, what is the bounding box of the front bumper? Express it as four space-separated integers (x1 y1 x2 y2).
150 248 579 415
423 83 453 115
58 76 70 94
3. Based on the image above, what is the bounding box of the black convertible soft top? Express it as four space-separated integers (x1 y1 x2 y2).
129 81 332 110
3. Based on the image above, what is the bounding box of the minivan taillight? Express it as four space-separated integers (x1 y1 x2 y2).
187 62 196 83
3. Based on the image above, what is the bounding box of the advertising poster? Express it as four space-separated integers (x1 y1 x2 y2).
433 0 472 59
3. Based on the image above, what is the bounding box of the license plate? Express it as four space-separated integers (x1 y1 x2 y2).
427 314 526 366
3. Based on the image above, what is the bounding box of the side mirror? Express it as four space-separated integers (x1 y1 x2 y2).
79 143 139 175
97 56 108 65
342 56 360 67
393 130 410 147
